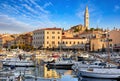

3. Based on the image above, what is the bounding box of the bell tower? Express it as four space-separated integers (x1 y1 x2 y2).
84 6 89 29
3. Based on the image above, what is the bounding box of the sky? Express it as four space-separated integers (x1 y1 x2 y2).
0 0 120 33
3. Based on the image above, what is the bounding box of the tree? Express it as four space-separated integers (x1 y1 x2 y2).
90 28 95 31
85 28 89 32
74 28 79 32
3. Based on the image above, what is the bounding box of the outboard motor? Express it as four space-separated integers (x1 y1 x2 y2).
10 65 15 69
117 65 120 69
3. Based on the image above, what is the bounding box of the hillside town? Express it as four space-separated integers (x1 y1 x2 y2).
0 6 120 53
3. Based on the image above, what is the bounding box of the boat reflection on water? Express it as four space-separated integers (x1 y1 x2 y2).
44 64 61 78
0 67 34 81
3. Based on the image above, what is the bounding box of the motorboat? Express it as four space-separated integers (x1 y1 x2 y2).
72 60 117 78
1 56 35 67
72 60 117 72
79 68 120 79
46 59 75 70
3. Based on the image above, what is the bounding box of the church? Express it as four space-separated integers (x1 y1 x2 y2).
63 6 89 37
68 6 89 34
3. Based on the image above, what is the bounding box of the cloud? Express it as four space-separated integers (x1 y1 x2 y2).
43 2 53 8
29 0 49 14
114 5 120 12
0 14 60 34
22 4 38 14
0 15 34 34
0 0 63 33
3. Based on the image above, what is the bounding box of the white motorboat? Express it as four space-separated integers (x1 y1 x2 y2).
72 60 117 78
2 57 35 67
72 60 116 72
79 68 120 79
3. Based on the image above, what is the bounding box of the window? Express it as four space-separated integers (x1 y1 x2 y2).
110 44 112 47
81 42 83 44
70 42 71 44
52 32 55 34
47 41 49 44
52 41 55 44
74 42 75 44
66 42 68 44
47 32 49 34
47 36 49 39
58 32 60 34
58 36 60 39
78 42 79 44
52 36 55 39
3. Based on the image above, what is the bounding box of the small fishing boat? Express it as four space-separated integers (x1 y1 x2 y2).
1 55 35 67
79 68 120 79
46 60 74 70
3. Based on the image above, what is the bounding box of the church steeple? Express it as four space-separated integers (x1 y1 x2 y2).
84 6 89 29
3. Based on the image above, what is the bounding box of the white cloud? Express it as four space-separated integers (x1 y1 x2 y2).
29 0 49 14
0 0 61 33
0 15 34 34
43 2 53 8
22 4 38 14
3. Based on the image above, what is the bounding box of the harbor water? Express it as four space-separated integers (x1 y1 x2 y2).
0 63 120 81
0 51 120 81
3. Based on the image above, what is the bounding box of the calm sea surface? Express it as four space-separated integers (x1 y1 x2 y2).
0 64 119 81
0 61 119 81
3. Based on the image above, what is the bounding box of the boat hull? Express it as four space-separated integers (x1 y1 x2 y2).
80 70 120 79
3 64 35 67
46 63 73 70
2 61 35 67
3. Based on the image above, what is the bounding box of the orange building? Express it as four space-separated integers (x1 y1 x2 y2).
0 34 14 49
109 29 120 51
16 34 32 47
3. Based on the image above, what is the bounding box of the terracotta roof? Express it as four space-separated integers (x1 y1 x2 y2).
0 36 14 41
33 27 62 32
44 28 61 30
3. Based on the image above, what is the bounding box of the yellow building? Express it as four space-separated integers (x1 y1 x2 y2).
90 38 107 51
33 28 62 49
33 27 88 50
80 30 104 39
61 37 87 50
